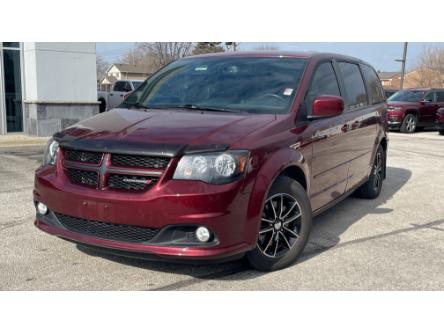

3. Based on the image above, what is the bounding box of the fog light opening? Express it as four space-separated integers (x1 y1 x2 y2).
37 202 48 215
195 226 211 243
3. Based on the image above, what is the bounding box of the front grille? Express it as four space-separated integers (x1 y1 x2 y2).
66 168 98 187
107 174 158 191
111 154 170 169
55 213 159 243
64 149 103 164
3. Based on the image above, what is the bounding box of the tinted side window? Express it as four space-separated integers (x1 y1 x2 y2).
424 91 435 102
338 62 368 111
437 91 444 102
113 81 125 91
124 81 133 91
361 64 385 104
306 62 341 114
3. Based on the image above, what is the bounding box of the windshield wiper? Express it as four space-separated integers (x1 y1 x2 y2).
146 104 243 113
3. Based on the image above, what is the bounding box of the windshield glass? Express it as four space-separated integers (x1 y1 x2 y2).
388 90 426 102
123 57 307 114
132 81 142 89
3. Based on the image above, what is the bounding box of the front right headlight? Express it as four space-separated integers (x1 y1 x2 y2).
173 150 249 184
42 138 60 166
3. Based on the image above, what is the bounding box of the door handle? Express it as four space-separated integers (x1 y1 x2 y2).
109 93 114 96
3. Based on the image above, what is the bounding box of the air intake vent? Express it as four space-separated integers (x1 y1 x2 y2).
64 149 103 164
55 213 159 243
111 154 170 169
66 168 98 188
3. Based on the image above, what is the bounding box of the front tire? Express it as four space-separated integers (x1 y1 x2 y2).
400 114 417 133
246 176 312 271
439 130 444 136
355 145 385 199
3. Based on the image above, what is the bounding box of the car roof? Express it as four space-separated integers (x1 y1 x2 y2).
401 88 444 92
186 51 369 65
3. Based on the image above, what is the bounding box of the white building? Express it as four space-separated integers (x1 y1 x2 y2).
0 42 99 136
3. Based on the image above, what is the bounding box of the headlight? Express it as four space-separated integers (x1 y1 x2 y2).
388 106 402 111
42 138 60 166
173 150 249 184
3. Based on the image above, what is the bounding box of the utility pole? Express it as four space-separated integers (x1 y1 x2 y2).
396 42 408 90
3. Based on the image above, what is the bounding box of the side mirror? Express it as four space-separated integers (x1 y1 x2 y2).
310 95 344 119
421 99 432 105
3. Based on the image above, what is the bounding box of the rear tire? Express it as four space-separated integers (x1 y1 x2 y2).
246 176 312 271
400 114 417 133
355 145 385 199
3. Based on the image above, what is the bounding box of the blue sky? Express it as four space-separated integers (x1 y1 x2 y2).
96 42 444 72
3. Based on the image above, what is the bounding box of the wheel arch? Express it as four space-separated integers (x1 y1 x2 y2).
404 109 418 117
244 148 310 247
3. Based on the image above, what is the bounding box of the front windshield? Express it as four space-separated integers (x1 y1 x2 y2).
123 57 307 114
388 90 426 102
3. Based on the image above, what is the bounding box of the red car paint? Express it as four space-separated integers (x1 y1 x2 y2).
436 108 444 134
34 52 388 262
386 88 444 130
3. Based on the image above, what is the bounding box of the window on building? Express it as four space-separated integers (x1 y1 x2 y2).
2 42 20 48
337 62 368 111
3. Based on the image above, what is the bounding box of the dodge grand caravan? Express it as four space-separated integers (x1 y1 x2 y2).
34 52 388 271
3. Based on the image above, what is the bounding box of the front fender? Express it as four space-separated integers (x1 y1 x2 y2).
242 147 311 247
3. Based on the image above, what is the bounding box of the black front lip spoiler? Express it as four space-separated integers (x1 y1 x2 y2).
64 238 245 265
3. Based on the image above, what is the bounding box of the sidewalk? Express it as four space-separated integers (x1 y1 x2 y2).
0 134 49 148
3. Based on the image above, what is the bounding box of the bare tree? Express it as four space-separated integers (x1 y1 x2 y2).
96 55 109 80
150 42 193 66
411 46 444 88
120 42 192 70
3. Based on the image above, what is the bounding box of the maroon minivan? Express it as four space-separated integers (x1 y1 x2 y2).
34 52 388 271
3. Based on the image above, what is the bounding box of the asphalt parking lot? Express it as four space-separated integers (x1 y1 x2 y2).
1 131 443 290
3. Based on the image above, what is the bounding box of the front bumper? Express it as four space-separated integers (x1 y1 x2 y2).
34 166 257 261
387 110 404 130
388 120 401 130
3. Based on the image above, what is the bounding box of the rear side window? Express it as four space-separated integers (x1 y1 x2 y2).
113 81 126 91
337 62 368 111
437 91 444 102
361 64 385 104
305 62 341 114
424 91 436 102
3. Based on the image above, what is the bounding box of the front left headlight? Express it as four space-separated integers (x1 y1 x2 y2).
42 138 60 166
173 150 250 184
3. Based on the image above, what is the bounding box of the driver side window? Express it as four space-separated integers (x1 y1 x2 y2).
306 62 341 114
424 91 435 102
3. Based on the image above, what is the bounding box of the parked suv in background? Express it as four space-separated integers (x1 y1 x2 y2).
34 52 387 271
386 88 444 133
436 108 444 135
